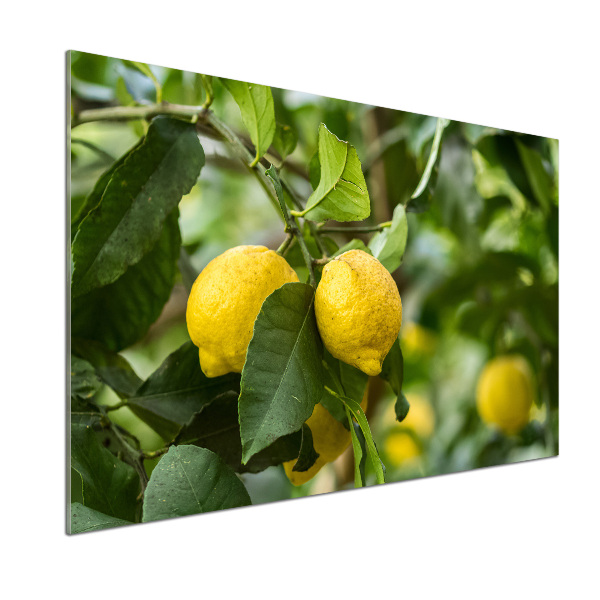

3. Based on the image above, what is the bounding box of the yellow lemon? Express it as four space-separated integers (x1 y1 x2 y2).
401 322 437 357
186 245 298 377
284 387 368 486
384 431 421 467
476 355 535 435
315 250 402 376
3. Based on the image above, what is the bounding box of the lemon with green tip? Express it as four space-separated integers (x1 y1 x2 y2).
476 355 535 435
186 245 298 378
315 250 402 376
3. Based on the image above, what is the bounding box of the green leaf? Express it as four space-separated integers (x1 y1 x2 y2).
128 341 241 442
272 123 298 160
220 78 276 165
121 60 162 103
515 138 555 211
71 138 144 236
71 339 143 398
308 151 320 190
71 423 140 521
142 446 251 522
292 424 320 472
301 124 370 222
69 503 131 534
368 203 408 273
320 349 368 427
331 239 372 258
239 282 323 463
176 392 302 473
380 336 409 423
407 117 450 213
338 393 385 485
394 392 411 423
70 355 102 400
71 208 181 351
381 335 404 396
71 117 204 298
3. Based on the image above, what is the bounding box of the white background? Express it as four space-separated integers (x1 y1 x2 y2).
2 1 598 598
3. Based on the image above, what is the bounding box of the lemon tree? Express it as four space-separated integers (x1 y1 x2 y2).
69 51 558 533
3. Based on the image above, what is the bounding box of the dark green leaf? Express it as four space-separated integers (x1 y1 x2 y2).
380 336 404 396
273 123 298 160
292 424 319 472
302 124 370 222
71 117 204 298
239 282 323 463
128 341 241 442
71 209 181 351
71 339 143 398
394 393 411 423
70 355 102 400
176 392 302 473
71 423 140 521
368 203 408 273
220 78 276 164
407 117 450 213
71 138 143 236
69 503 131 534
142 446 251 522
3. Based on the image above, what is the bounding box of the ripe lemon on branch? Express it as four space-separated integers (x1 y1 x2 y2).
186 245 298 377
315 250 402 376
476 355 535 435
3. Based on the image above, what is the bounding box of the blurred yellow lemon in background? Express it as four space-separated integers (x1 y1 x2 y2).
401 321 437 357
476 355 535 435
186 245 298 377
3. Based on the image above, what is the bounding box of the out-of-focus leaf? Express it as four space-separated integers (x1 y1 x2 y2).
220 78 276 164
71 117 203 298
239 282 323 463
368 203 408 273
273 123 298 160
142 446 251 522
71 209 181 351
407 117 450 213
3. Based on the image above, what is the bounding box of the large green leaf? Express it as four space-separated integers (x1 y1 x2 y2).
71 117 204 298
71 209 181 351
239 282 323 463
220 78 276 165
69 503 132 534
128 341 241 442
71 423 140 521
142 446 251 522
407 117 450 213
71 138 144 236
368 203 408 273
301 124 370 222
175 392 303 473
71 339 143 398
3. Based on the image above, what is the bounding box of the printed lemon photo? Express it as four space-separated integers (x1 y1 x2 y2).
69 51 558 534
